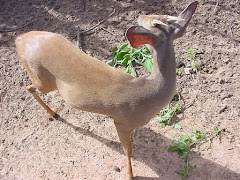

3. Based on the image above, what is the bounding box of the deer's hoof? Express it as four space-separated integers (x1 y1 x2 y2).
53 113 60 119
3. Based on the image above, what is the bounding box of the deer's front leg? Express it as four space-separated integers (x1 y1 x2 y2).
114 120 134 180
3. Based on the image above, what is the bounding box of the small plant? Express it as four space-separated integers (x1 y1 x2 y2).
107 43 153 77
169 128 225 179
186 48 199 73
211 44 216 48
173 123 182 130
169 129 208 179
177 68 184 76
168 128 209 159
203 23 208 27
186 48 196 61
175 159 197 180
172 93 180 101
212 128 225 137
156 105 182 127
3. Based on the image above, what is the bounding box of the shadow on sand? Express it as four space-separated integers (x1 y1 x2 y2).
55 115 240 180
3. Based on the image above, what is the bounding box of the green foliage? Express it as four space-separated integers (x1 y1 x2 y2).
142 58 153 73
156 105 182 127
169 128 209 179
211 44 216 48
169 127 225 179
186 48 196 61
125 64 137 78
168 128 209 159
177 68 184 76
186 48 199 73
212 128 225 137
175 159 197 180
173 123 182 130
107 43 153 77
172 93 180 101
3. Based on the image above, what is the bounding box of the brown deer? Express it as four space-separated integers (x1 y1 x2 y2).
15 2 198 179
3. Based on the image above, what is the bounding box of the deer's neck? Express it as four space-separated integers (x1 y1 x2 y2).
149 41 176 81
122 41 177 122
146 40 176 101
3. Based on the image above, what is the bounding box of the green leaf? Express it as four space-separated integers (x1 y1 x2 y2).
175 170 188 175
177 68 183 76
143 45 150 54
119 43 129 51
142 58 153 72
112 46 118 52
112 52 117 59
172 93 180 101
157 114 171 122
177 142 189 150
134 59 142 65
161 122 167 128
173 123 182 129
168 146 179 152
179 150 188 159
125 65 137 78
130 68 137 77
132 49 142 57
192 128 198 134
117 51 128 60
186 48 196 61
190 135 197 141
121 55 131 66
106 60 113 65
156 105 182 127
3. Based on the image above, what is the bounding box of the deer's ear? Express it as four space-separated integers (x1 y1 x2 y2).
173 1 198 39
126 26 157 48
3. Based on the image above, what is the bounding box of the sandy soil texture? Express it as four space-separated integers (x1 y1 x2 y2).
0 0 240 179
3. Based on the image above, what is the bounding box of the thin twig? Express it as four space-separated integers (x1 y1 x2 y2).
229 21 234 39
77 30 85 49
80 9 115 34
0 9 7 15
0 21 35 33
0 63 6 75
76 9 116 48
210 0 222 17
100 26 115 35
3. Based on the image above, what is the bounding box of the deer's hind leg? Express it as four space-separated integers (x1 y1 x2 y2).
27 84 56 117
21 58 57 117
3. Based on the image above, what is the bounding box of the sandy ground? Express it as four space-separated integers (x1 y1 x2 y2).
0 0 240 179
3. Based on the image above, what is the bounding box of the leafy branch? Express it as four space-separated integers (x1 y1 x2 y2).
107 43 153 77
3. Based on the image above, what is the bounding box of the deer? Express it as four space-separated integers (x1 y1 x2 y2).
15 2 198 180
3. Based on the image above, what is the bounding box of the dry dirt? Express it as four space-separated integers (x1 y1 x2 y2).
0 0 240 180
